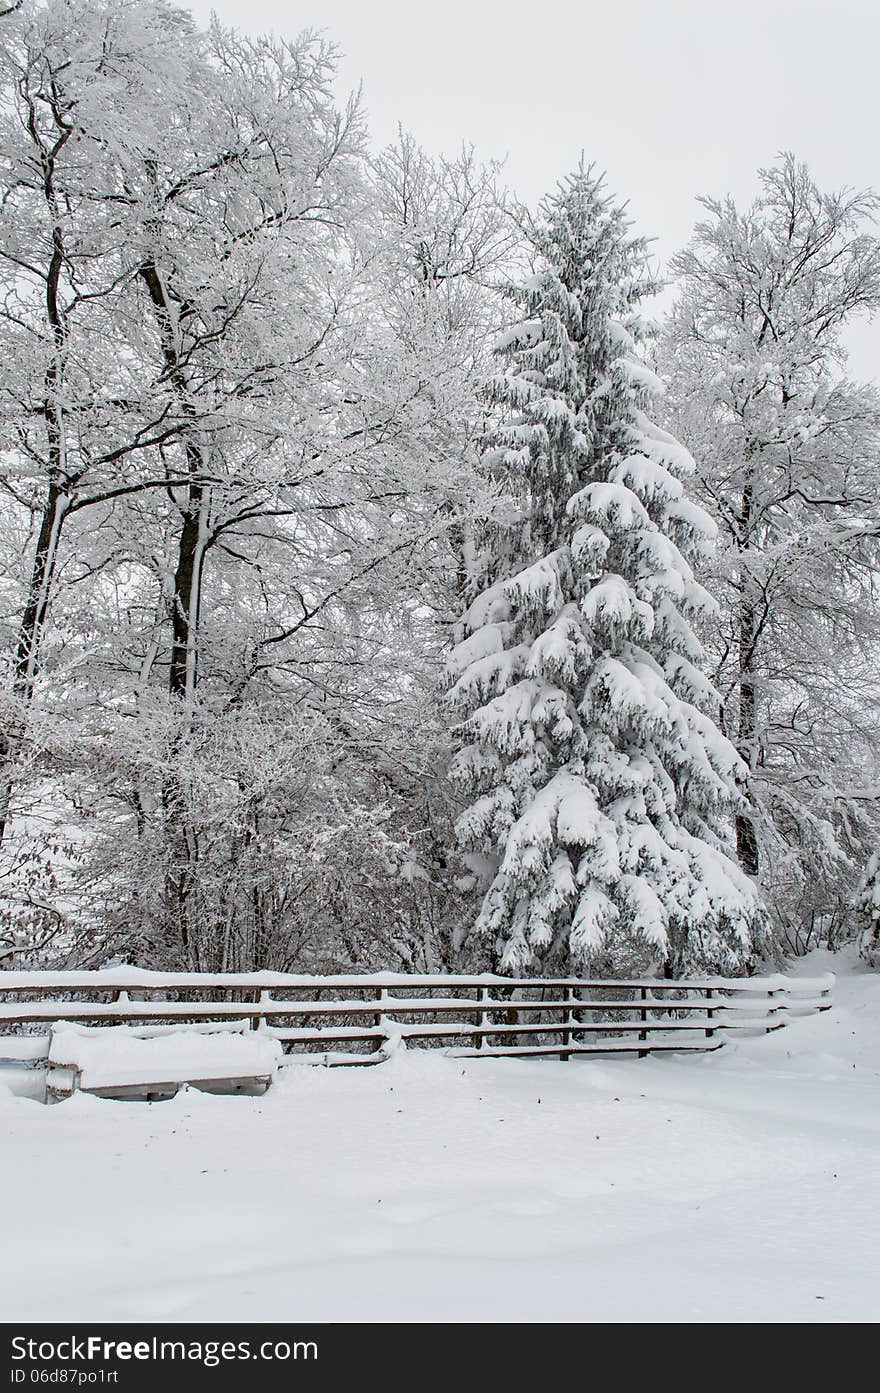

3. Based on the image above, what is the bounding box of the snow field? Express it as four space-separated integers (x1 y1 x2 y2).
1 950 877 1323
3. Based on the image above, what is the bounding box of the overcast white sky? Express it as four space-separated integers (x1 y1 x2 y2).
187 0 880 379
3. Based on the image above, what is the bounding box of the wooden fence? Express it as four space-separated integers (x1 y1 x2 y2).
0 968 834 1065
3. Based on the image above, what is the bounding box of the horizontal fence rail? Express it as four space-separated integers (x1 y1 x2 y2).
0 969 834 1065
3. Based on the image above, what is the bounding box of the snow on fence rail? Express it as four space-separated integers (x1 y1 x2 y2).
0 969 834 1064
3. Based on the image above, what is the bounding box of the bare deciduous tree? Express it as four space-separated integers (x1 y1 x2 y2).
662 153 880 931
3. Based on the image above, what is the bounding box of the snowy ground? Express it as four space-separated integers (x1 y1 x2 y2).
1 949 878 1323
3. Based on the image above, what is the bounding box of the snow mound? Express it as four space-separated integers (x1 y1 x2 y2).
47 1023 283 1089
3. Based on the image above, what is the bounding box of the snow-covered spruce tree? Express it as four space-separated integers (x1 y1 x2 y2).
446 167 766 977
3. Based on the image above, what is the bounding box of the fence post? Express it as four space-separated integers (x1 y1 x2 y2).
475 986 489 1050
638 985 648 1058
705 986 715 1040
766 984 784 1031
373 986 385 1054
252 989 273 1033
561 986 574 1062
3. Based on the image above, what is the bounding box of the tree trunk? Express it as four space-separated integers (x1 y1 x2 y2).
0 481 71 844
735 675 760 877
168 479 207 701
159 489 207 967
735 475 760 878
139 259 212 963
161 769 199 970
0 112 74 848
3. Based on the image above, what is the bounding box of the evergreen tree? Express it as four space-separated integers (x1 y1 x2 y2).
447 166 765 976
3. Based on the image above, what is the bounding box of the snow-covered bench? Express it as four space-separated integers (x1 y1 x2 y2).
44 1022 283 1103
